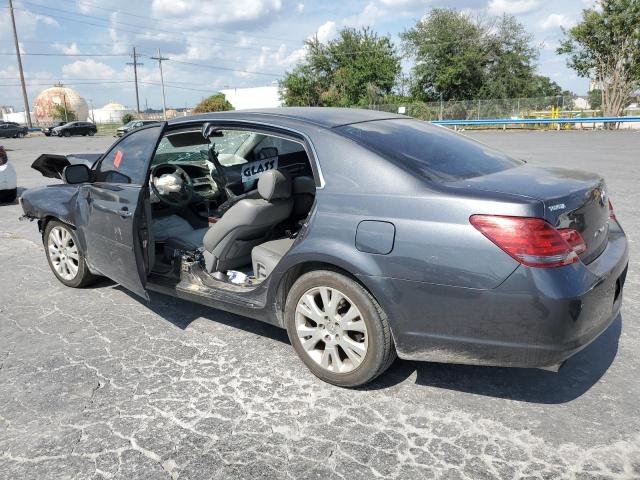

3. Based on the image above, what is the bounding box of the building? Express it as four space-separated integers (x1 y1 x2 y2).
220 86 282 110
33 84 89 124
90 102 134 124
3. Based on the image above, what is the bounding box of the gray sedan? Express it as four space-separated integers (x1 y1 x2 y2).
20 108 628 386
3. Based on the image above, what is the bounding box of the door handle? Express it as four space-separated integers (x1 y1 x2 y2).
117 208 133 217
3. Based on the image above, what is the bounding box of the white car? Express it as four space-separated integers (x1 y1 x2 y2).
0 146 17 203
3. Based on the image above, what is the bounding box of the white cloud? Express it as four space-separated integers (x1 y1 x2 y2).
315 21 337 43
151 0 283 27
296 3 305 13
379 0 429 6
53 42 80 55
62 59 116 79
488 0 542 15
344 2 386 27
540 13 574 30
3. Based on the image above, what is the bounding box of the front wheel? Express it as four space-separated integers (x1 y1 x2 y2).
44 221 97 288
88 130 95 136
285 270 396 387
63 130 71 137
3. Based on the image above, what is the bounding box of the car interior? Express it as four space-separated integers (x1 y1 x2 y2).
147 125 316 288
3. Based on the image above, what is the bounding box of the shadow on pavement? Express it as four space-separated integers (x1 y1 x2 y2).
367 315 622 404
124 288 290 345
119 284 621 403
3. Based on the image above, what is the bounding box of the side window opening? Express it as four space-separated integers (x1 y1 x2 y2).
147 125 317 283
96 125 163 184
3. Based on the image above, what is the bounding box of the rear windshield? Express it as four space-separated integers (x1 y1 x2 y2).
335 118 523 182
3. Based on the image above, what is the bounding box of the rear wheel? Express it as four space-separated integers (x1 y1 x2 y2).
44 221 97 288
88 130 95 136
285 270 396 387
0 188 17 203
63 130 71 137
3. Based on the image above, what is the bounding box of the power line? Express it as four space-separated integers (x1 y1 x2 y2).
51 0 302 45
0 80 134 86
20 1 301 50
0 52 129 57
167 59 282 78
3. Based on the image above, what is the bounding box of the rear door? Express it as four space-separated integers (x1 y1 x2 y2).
79 123 166 298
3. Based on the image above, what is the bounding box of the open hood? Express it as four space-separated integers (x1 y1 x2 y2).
31 153 101 179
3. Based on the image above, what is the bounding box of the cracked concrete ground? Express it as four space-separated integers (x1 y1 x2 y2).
0 131 639 479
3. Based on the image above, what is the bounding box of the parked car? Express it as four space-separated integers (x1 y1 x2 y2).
0 122 28 138
20 108 628 387
43 122 66 137
52 121 97 137
116 120 159 137
0 146 17 203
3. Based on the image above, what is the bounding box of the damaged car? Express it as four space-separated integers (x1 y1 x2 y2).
20 108 628 386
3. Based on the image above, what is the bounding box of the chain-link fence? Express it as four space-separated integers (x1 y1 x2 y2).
368 96 605 121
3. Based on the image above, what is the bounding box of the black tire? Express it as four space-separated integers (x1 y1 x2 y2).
88 130 95 136
43 220 98 288
0 188 17 203
285 270 396 387
63 130 71 137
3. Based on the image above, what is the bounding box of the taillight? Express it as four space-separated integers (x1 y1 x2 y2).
608 199 616 221
558 228 587 255
470 215 583 268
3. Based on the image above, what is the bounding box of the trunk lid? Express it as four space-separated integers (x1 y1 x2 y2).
450 164 610 264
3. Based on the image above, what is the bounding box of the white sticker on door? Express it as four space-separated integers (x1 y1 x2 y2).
241 158 278 183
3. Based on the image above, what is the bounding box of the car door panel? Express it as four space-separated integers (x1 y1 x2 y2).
78 123 166 298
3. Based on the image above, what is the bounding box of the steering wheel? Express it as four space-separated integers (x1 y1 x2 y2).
150 163 194 207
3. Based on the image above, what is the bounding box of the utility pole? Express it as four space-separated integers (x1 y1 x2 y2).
126 47 143 115
9 0 32 127
150 48 168 120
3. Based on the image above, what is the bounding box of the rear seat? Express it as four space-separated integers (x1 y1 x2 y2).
252 238 295 280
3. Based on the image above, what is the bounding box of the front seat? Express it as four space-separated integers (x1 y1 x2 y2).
200 170 293 273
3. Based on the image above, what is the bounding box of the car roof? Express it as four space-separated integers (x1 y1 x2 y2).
169 107 407 129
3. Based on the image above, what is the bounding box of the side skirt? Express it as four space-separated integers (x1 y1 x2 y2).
146 272 280 327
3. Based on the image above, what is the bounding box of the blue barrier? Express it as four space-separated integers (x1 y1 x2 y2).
431 116 640 126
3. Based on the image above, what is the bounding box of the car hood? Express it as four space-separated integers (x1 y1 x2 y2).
31 153 101 179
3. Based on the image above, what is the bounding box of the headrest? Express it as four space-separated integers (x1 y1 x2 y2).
258 170 291 201
292 176 316 195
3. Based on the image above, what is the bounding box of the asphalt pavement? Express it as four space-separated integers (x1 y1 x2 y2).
0 131 639 479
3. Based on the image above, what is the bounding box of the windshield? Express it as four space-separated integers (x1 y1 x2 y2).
336 119 523 182
153 134 210 165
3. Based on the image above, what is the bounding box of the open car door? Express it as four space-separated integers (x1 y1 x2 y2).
78 123 166 299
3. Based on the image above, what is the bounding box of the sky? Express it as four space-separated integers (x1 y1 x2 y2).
0 0 598 111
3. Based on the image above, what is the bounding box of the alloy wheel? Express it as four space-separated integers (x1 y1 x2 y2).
295 286 368 373
47 226 79 281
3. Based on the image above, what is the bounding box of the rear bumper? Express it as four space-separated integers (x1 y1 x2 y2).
362 223 628 369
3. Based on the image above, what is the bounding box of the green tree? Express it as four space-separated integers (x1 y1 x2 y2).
401 9 486 101
527 75 563 97
193 93 234 113
589 89 603 110
52 104 76 122
480 16 539 99
558 0 640 117
121 113 136 124
401 9 558 101
280 27 401 107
